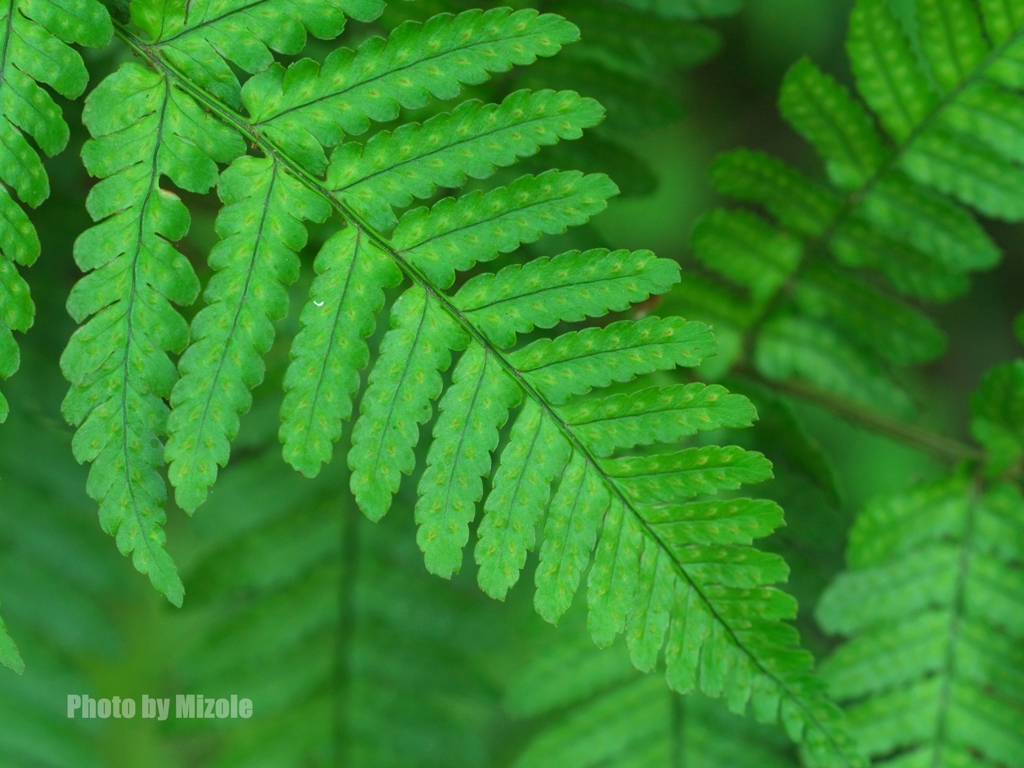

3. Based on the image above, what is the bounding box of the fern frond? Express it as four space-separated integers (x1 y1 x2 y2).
61 63 244 602
247 8 579 173
86 8 866 763
0 0 111 421
174 453 505 768
817 473 1024 767
165 156 330 512
0 411 122 759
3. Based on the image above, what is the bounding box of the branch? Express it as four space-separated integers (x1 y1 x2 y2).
746 372 986 464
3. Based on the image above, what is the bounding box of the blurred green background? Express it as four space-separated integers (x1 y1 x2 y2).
2 0 1022 765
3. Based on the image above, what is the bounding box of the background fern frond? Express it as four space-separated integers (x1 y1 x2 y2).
0 410 122 763
506 608 799 768
174 451 507 768
0 0 110 421
671 0 1024 417
818 472 1024 766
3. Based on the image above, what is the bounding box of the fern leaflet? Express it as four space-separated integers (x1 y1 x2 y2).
62 63 244 603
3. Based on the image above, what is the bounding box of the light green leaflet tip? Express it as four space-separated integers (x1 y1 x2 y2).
348 286 468 523
415 343 520 578
970 358 1024 476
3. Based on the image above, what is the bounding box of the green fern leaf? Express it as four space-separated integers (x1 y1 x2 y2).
415 342 520 577
755 315 914 413
847 0 935 142
328 89 605 231
246 7 580 173
280 227 401 477
534 451 609 623
510 317 715 406
61 63 244 603
348 286 467 522
454 248 680 349
558 383 758 458
780 57 886 190
0 0 111 420
818 473 1024 766
793 263 945 366
474 399 571 601
692 208 802 303
393 170 617 289
165 156 330 513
